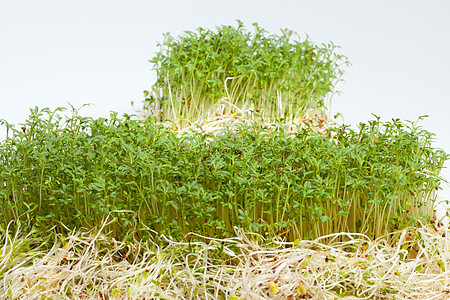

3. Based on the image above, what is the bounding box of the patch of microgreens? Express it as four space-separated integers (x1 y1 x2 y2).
1 107 447 246
2 219 450 299
142 20 349 129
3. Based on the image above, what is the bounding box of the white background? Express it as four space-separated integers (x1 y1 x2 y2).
1 0 450 206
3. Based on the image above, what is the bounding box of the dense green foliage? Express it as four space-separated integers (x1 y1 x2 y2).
146 21 349 128
0 108 447 242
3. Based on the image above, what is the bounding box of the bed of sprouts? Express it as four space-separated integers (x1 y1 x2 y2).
1 106 445 245
144 21 349 129
2 211 450 299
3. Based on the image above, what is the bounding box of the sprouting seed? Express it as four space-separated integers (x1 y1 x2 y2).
297 281 307 296
269 281 278 294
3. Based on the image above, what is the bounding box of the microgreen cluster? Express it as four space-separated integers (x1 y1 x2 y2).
144 21 349 128
0 108 446 244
